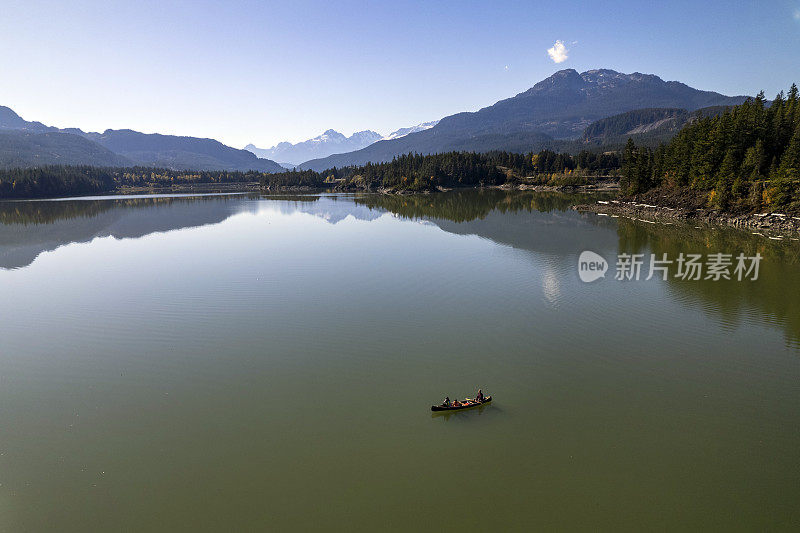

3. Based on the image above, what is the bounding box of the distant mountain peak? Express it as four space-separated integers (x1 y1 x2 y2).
245 129 383 166
527 68 584 94
0 105 55 133
318 129 345 140
383 121 439 140
0 105 24 123
533 68 668 87
352 130 382 138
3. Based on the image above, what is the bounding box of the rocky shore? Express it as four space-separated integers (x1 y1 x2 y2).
496 179 619 193
574 198 800 237
116 182 263 194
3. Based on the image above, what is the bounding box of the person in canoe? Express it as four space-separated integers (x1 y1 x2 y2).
452 399 461 407
442 396 451 407
475 389 484 403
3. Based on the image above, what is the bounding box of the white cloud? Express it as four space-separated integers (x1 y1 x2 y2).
794 8 800 20
547 40 569 63
504 65 509 70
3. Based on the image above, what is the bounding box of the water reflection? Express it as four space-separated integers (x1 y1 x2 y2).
0 195 260 269
356 190 620 258
614 216 800 346
358 191 800 345
0 190 607 270
1 190 798 344
353 189 615 222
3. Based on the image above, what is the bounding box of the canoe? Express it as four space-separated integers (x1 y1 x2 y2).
431 396 492 412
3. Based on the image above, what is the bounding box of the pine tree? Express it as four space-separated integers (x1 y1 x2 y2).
715 149 738 209
621 138 638 194
778 123 800 177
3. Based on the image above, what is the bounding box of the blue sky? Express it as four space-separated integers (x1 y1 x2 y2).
2 0 799 148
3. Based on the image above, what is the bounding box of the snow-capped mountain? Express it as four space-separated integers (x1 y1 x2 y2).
383 121 440 141
245 129 382 167
246 121 440 166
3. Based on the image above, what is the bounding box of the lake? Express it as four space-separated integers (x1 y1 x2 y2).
0 190 798 531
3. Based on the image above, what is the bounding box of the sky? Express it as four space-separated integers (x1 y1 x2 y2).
1 0 799 149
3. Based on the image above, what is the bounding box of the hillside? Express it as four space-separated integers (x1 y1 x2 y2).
581 108 689 144
0 106 51 133
87 130 284 172
0 131 132 169
581 105 738 147
0 107 283 173
301 69 748 171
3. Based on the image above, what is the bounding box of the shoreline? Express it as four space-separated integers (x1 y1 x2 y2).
263 179 620 195
114 182 263 195
0 177 621 199
493 179 620 193
574 199 800 238
0 182 265 202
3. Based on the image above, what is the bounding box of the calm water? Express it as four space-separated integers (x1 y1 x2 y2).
0 190 798 531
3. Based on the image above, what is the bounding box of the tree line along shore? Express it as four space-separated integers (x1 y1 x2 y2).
0 84 797 217
0 149 620 200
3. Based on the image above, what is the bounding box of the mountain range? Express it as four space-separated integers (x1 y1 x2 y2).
245 129 382 167
245 121 440 167
1 68 748 173
299 69 748 171
0 106 284 172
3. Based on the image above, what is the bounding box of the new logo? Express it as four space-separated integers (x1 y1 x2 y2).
578 251 608 282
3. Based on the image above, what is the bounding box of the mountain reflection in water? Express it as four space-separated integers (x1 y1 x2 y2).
0 189 798 345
